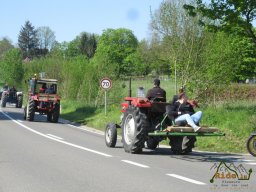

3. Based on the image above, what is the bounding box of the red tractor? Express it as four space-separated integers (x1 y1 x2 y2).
24 77 60 123
105 79 224 154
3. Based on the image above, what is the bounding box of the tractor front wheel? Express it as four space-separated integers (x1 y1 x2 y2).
23 106 27 120
105 123 117 148
26 99 35 121
51 103 60 123
16 95 23 108
47 112 52 122
122 106 149 154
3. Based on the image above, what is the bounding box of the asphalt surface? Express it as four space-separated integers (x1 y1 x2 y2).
0 105 255 192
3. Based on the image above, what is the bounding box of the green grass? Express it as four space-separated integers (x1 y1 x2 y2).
194 101 256 153
61 100 256 154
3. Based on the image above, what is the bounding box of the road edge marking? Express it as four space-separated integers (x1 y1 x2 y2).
166 173 207 185
0 110 112 158
121 160 150 168
46 134 63 140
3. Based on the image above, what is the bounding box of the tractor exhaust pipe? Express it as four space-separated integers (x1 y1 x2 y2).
128 77 132 105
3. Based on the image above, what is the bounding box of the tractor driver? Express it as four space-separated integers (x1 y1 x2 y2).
39 84 47 93
146 78 166 102
9 86 17 99
45 84 55 94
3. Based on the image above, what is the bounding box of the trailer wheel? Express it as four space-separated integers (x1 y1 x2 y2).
169 136 196 155
247 134 256 157
105 123 117 148
122 106 149 154
146 137 159 150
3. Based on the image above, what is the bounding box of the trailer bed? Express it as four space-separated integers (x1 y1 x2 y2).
148 126 225 137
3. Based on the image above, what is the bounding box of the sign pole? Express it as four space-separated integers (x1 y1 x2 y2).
100 77 112 116
105 90 107 116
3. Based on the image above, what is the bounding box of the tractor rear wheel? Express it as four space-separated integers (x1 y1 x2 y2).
169 136 196 155
52 103 60 123
105 123 117 148
247 134 256 157
1 93 7 107
122 106 149 154
26 99 35 121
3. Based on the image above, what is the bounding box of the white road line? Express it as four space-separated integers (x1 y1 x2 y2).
67 124 104 136
166 174 207 185
121 160 150 168
242 159 255 162
1 111 112 158
17 120 23 123
246 163 256 165
46 134 63 140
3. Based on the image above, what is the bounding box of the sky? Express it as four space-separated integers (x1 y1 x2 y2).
0 0 164 45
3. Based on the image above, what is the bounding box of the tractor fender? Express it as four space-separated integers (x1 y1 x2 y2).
122 97 152 112
2 90 9 95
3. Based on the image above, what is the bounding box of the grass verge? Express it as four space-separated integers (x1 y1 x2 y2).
60 99 256 154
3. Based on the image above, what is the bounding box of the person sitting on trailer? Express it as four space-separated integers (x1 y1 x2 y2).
146 78 166 102
166 93 202 132
170 86 185 105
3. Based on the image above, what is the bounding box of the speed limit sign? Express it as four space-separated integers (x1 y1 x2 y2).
100 77 112 90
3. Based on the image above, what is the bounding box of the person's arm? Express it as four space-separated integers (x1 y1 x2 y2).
166 102 179 119
187 104 195 115
163 90 166 102
146 89 152 99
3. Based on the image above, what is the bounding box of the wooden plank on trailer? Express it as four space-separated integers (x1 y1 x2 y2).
164 126 219 133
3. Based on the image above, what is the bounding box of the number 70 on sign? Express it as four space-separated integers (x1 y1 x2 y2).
100 78 112 90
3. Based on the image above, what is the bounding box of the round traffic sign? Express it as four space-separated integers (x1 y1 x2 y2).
100 77 112 90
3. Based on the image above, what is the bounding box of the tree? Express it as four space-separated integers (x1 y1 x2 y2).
37 26 56 51
150 0 204 92
18 20 39 58
79 32 97 58
0 49 23 86
93 28 138 77
184 0 256 45
65 32 98 58
0 37 14 57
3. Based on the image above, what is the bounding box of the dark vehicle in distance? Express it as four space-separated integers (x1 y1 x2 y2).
0 86 23 108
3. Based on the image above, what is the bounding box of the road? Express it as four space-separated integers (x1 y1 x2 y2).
0 105 255 192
